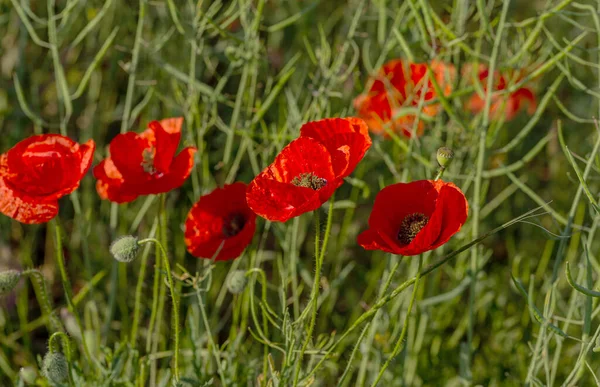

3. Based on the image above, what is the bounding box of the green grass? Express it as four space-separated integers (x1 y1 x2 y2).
2 0 600 385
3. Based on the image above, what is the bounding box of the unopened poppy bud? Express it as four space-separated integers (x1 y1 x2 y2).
42 352 68 384
227 270 247 294
436 147 454 168
110 236 139 263
0 270 21 295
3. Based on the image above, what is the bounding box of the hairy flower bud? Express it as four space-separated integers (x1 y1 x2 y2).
436 147 455 168
42 352 68 384
0 270 21 295
109 236 139 263
227 270 247 294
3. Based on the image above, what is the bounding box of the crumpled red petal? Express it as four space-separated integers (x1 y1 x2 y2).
0 135 95 224
299 117 371 178
149 118 183 173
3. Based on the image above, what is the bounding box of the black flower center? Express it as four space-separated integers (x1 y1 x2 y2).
141 147 156 174
222 213 246 238
398 212 429 245
291 172 328 190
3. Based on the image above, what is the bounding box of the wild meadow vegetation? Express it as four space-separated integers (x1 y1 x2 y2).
2 0 600 385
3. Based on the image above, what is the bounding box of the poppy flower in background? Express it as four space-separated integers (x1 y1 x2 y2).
185 182 256 261
357 180 468 256
246 117 371 222
0 134 95 224
94 117 197 203
353 59 455 138
465 64 537 121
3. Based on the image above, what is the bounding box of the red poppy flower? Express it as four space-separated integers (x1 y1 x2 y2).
465 64 537 121
353 59 455 138
0 134 95 224
185 182 256 261
94 117 197 203
357 180 468 256
246 117 371 222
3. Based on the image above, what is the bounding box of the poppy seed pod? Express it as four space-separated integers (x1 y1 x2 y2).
42 352 68 384
227 270 247 294
110 236 140 263
0 270 21 295
436 147 454 168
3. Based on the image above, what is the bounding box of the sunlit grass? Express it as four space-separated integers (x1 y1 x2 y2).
2 0 600 385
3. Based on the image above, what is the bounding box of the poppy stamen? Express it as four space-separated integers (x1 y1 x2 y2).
398 212 429 245
291 172 328 190
222 213 246 238
141 147 157 174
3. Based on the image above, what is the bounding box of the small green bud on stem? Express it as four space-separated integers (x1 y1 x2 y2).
0 270 21 295
110 236 140 263
42 352 68 385
227 270 248 294
434 147 455 181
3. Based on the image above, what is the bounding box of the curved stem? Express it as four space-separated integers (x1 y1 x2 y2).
370 255 423 386
48 331 75 386
138 237 180 382
303 205 542 381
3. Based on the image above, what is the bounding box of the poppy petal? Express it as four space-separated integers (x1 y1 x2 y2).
246 137 339 222
108 132 148 180
149 118 183 173
429 182 469 249
185 182 256 261
160 147 197 192
300 117 371 177
0 176 58 224
357 229 396 253
358 180 468 256
246 178 326 222
78 139 96 177
93 160 139 203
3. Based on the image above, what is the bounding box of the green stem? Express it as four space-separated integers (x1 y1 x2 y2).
467 0 511 376
51 219 95 370
370 255 422 386
195 286 228 386
293 209 321 386
138 237 180 382
48 332 75 387
22 269 61 332
130 220 158 347
303 205 544 381
294 196 336 385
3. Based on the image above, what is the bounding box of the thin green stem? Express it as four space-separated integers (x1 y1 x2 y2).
371 255 423 386
194 286 228 386
303 205 545 381
467 0 511 376
130 220 158 347
294 195 336 384
51 219 95 370
138 237 180 382
48 332 75 387
22 269 61 332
